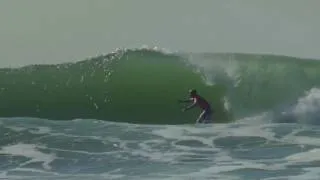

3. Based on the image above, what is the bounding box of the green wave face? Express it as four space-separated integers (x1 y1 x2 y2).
2 49 320 124
0 49 229 124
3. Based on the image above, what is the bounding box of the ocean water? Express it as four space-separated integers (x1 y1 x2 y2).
1 48 320 179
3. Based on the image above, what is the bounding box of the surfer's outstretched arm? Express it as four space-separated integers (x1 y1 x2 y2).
178 98 193 103
182 101 197 112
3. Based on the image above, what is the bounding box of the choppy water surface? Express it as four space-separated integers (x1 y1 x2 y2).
0 117 320 180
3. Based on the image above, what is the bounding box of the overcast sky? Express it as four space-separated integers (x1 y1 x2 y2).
1 0 319 67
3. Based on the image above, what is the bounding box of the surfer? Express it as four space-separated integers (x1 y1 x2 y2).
179 89 213 123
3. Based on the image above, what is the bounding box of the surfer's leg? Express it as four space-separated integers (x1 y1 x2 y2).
202 109 213 123
196 111 206 123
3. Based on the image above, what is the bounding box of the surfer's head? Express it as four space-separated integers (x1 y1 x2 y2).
189 89 197 97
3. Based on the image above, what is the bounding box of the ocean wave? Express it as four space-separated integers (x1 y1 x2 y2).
1 48 320 124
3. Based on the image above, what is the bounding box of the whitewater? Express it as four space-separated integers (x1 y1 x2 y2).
1 48 320 180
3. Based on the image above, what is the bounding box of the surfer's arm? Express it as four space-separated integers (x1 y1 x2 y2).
184 102 196 111
182 99 197 111
178 98 193 103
